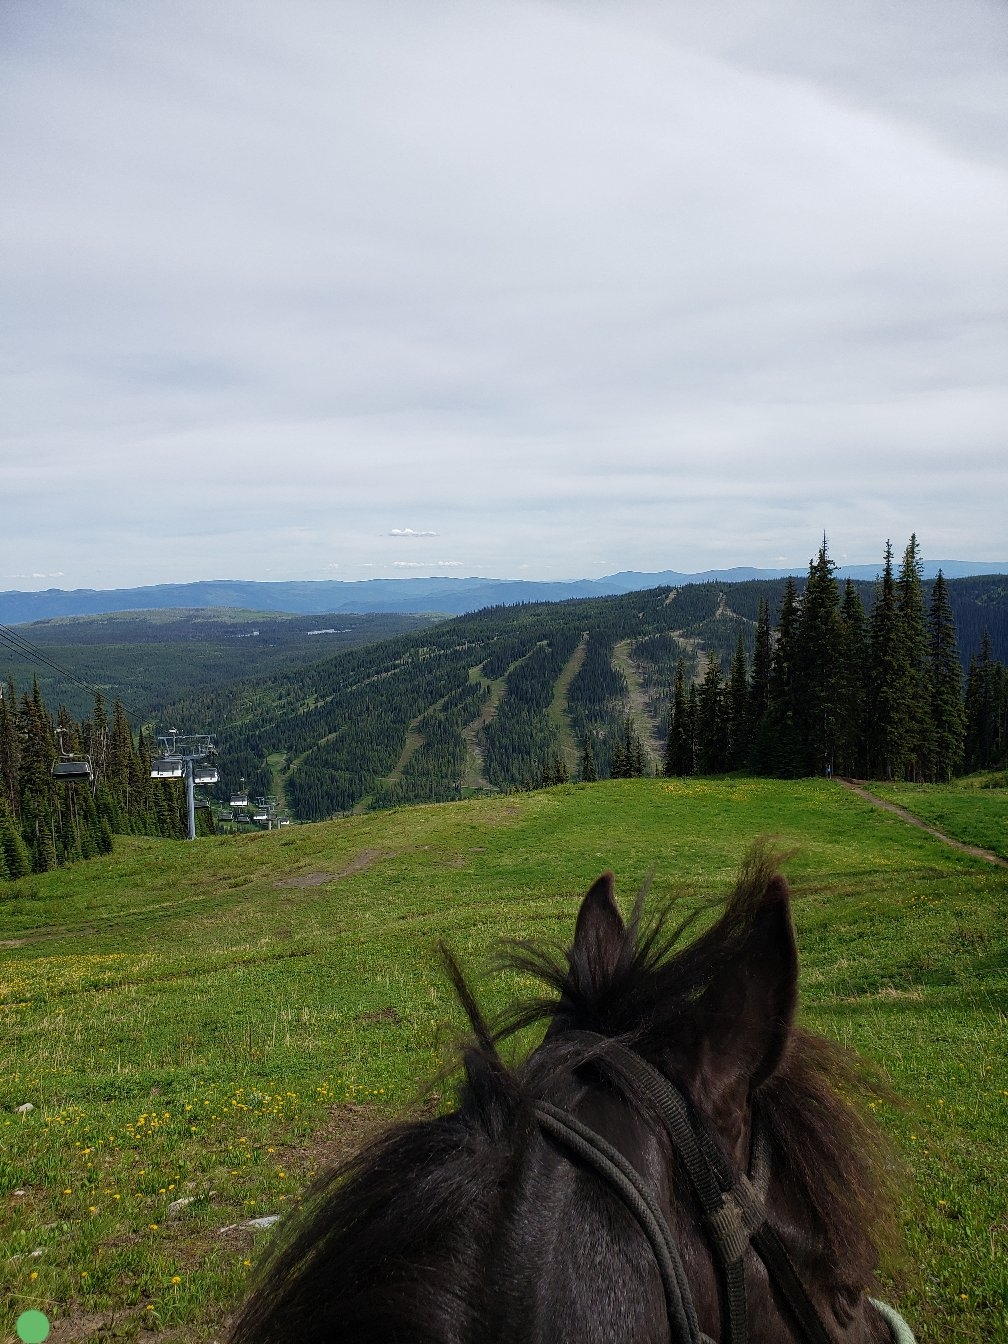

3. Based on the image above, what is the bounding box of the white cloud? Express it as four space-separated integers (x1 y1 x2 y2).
0 0 1005 588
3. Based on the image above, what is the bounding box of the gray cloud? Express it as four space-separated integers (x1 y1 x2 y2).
1 0 1005 589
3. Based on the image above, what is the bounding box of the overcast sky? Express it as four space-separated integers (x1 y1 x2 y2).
2 0 1006 590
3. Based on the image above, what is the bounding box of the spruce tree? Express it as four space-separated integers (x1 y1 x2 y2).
898 534 930 780
1 806 31 878
665 659 690 777
580 733 597 783
796 537 841 774
685 682 698 777
964 632 1007 770
836 580 867 776
726 628 749 770
868 541 911 780
695 653 725 774
767 578 802 776
747 601 773 772
0 677 21 819
927 570 964 781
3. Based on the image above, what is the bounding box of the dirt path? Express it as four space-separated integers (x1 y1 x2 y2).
837 778 1008 868
612 638 665 767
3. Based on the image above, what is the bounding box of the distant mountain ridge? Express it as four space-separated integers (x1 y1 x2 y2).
2 562 1007 623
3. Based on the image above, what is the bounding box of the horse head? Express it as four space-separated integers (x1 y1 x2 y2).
230 845 907 1343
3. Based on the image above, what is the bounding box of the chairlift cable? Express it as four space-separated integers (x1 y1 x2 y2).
0 621 144 721
0 624 105 698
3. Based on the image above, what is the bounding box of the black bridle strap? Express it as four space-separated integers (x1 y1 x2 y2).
750 1224 832 1344
562 1034 833 1344
535 1100 709 1344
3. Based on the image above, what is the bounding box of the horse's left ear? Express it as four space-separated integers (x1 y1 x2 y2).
690 875 798 1154
570 871 625 990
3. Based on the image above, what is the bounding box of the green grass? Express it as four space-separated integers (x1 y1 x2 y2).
2 778 1006 1341
869 775 1008 860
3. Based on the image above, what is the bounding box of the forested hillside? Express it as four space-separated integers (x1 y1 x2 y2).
4 550 1006 830
0 609 434 723
147 545 1008 820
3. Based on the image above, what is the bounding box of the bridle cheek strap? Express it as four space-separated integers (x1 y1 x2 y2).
548 1034 837 1344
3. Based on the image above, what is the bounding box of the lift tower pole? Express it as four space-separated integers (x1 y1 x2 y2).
150 730 218 841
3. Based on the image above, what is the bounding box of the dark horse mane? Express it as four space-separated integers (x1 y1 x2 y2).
230 845 899 1343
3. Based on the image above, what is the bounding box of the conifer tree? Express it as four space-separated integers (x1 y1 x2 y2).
665 659 690 776
747 601 773 772
766 577 802 776
695 653 724 773
796 537 841 774
927 570 964 781
580 733 597 783
1 803 31 878
836 580 867 776
725 628 749 770
964 632 1007 770
610 737 626 779
685 682 698 776
0 676 21 819
868 541 911 780
898 534 930 780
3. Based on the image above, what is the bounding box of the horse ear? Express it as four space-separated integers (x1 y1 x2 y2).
690 875 798 1153
570 872 625 987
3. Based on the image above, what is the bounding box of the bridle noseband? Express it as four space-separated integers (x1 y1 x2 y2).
535 1032 913 1344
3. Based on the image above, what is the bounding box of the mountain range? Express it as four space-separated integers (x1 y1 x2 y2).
3 562 1007 623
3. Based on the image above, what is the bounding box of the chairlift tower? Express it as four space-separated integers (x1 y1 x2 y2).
150 729 218 841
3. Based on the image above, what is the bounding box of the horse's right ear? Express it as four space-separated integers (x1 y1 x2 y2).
570 872 625 988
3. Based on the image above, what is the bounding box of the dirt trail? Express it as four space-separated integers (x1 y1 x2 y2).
837 778 1008 868
612 638 665 766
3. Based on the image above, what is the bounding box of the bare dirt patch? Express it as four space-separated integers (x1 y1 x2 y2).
273 849 390 889
273 872 332 888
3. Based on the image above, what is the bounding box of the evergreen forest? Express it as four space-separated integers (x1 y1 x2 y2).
0 678 201 879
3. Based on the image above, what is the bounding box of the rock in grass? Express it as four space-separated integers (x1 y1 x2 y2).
220 1214 280 1233
167 1196 196 1217
16 1102 34 1114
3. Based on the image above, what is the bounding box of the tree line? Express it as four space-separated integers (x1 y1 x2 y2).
661 536 1005 782
0 677 197 880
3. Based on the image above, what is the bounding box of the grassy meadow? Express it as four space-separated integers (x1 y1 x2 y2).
2 777 1006 1342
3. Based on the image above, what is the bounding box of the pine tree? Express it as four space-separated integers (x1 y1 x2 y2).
766 578 803 776
610 738 626 779
725 628 749 770
796 536 841 775
964 632 1007 770
926 571 964 781
580 733 597 783
0 676 21 819
695 653 725 773
685 682 698 776
868 541 911 780
1 805 31 878
747 601 774 772
665 659 690 777
836 580 867 776
898 534 930 780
